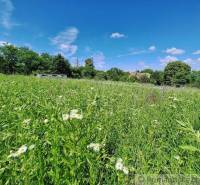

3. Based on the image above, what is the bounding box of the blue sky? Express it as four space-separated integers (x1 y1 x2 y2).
0 0 200 70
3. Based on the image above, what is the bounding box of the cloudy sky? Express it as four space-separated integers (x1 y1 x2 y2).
0 0 200 70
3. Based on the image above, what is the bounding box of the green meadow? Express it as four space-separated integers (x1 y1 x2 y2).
1 75 200 184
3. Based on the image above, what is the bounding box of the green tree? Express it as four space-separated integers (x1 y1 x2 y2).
141 68 154 75
39 53 53 73
82 58 96 78
190 71 200 88
0 44 18 74
17 47 41 74
164 61 191 86
52 54 71 76
106 68 124 81
71 66 83 79
95 71 107 80
151 71 164 85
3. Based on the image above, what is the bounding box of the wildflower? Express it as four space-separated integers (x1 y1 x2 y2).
58 95 63 98
169 96 179 102
8 145 28 158
97 126 102 131
174 155 180 160
122 166 129 175
44 119 48 124
87 143 104 152
115 158 129 175
91 100 97 106
115 158 124 171
62 109 83 121
62 114 70 121
23 119 31 125
70 109 83 120
29 144 35 150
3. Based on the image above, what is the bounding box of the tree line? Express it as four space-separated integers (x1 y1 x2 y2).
0 44 200 88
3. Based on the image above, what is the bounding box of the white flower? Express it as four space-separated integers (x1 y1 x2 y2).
115 158 129 175
174 155 180 160
8 145 28 158
44 119 48 124
115 158 124 171
62 114 70 121
70 109 83 120
23 119 31 125
169 96 179 102
122 166 129 175
87 143 104 152
29 144 35 150
62 109 83 121
97 126 102 131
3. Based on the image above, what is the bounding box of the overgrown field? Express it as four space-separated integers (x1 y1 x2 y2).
1 75 200 184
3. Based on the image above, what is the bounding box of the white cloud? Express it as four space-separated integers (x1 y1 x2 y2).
92 51 105 69
184 58 200 69
0 0 18 29
138 61 150 69
110 32 126 39
117 49 146 58
51 27 79 56
193 50 200 55
118 46 156 58
164 47 185 55
160 55 178 65
0 40 10 46
59 44 78 56
183 58 193 64
148 45 156 52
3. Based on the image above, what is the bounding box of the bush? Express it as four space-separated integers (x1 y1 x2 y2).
164 61 191 86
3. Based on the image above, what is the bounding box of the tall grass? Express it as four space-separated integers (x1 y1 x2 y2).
0 75 200 184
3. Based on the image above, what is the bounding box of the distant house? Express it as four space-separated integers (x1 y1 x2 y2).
35 74 68 78
129 72 151 80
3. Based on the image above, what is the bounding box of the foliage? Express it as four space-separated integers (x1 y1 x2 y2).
164 61 191 86
0 45 18 74
107 68 125 81
190 71 200 88
94 70 108 80
82 58 96 79
0 44 200 88
52 54 71 76
151 71 164 85
0 75 200 184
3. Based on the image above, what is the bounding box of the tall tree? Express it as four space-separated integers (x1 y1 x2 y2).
164 61 191 86
0 44 18 74
52 54 71 76
17 47 41 74
82 58 96 78
106 68 124 81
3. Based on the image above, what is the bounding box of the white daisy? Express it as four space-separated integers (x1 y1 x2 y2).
87 143 104 152
44 119 48 124
23 119 31 125
62 109 83 121
122 166 129 175
8 145 28 158
115 158 124 171
62 114 70 121
115 158 129 175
